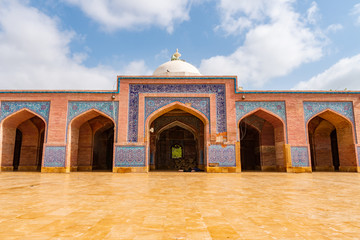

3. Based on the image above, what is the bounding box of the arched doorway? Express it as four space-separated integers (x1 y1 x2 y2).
149 109 205 171
239 110 286 171
308 110 357 171
69 110 114 171
1 110 45 171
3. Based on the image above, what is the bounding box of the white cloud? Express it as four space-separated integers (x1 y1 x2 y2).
0 0 150 90
326 24 343 34
293 54 360 90
351 3 360 25
121 60 152 75
200 0 324 88
306 1 319 25
62 0 193 33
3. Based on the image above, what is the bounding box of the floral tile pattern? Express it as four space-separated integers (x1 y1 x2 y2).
208 145 236 167
43 146 66 167
0 101 50 122
145 97 210 121
235 101 286 124
115 146 146 167
303 101 354 123
291 146 309 167
128 84 226 142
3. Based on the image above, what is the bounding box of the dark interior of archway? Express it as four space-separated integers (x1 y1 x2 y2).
240 122 261 170
330 130 340 171
93 124 114 171
37 131 45 170
308 116 340 171
156 126 197 170
12 116 45 171
13 129 22 171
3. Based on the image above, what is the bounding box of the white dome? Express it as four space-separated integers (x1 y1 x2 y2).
153 49 201 76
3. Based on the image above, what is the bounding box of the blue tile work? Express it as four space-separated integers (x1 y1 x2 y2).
303 102 354 123
128 84 226 142
303 101 357 143
115 146 146 167
208 145 236 167
0 101 50 122
67 101 119 124
145 97 210 121
43 146 66 167
291 146 310 167
153 115 202 132
235 101 286 124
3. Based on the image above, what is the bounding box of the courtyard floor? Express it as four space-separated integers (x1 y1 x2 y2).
0 172 360 239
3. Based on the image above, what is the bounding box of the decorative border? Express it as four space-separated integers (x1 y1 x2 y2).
67 101 119 141
145 97 210 121
303 101 357 143
236 101 286 123
0 101 50 122
43 146 66 167
291 146 309 167
115 146 146 167
208 145 236 167
128 84 226 142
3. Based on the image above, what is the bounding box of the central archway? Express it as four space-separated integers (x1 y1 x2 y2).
147 104 207 172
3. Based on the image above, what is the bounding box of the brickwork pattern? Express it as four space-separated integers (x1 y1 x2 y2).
208 145 236 167
43 146 66 167
115 146 146 167
128 84 226 142
291 146 310 167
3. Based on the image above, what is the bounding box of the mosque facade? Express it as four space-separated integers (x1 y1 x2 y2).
1 50 360 173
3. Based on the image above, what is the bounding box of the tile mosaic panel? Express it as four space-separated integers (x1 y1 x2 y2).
0 101 50 122
153 115 202 132
236 101 286 124
208 145 236 167
115 146 146 167
43 146 66 167
128 84 226 142
303 102 354 123
145 97 210 121
303 101 357 143
291 146 309 167
67 101 119 124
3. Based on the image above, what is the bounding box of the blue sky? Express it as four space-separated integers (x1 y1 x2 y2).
0 0 360 90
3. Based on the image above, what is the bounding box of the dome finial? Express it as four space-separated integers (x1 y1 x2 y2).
171 49 181 61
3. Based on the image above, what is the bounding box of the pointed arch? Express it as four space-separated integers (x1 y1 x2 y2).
1 108 47 171
307 109 357 171
146 102 208 172
238 108 286 172
67 109 115 172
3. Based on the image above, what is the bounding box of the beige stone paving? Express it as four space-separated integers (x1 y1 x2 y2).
0 172 360 239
